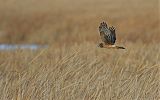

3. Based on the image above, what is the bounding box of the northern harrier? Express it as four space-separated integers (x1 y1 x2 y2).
98 22 125 49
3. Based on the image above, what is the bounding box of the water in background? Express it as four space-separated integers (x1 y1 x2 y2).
0 44 47 50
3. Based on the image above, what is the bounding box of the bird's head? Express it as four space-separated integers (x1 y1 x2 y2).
97 43 104 48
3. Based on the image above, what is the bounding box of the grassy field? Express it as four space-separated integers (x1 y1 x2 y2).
0 43 159 99
0 0 159 44
0 0 159 100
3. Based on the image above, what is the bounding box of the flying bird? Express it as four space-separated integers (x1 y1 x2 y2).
98 22 125 49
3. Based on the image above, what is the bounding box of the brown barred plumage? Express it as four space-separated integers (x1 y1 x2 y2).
98 22 125 49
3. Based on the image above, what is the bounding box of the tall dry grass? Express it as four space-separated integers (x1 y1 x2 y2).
0 43 159 99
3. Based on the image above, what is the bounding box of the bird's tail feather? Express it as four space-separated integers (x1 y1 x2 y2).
115 46 125 49
98 44 125 49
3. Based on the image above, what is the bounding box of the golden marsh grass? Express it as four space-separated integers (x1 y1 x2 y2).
0 43 159 99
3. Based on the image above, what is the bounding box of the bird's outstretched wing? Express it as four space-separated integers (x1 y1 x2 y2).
99 22 116 45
